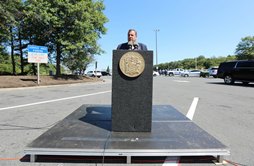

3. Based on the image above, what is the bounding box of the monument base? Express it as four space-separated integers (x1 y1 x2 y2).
24 104 229 163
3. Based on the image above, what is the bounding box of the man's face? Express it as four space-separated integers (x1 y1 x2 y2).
128 30 137 42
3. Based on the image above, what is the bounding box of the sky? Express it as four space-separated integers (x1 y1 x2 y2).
87 0 254 71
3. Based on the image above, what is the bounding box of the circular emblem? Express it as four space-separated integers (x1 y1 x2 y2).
119 52 145 77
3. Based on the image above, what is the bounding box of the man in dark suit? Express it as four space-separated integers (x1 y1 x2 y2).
117 29 148 51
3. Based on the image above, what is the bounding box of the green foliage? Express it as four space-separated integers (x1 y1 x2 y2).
155 55 237 70
0 52 57 75
235 36 254 60
23 0 108 75
1 0 108 76
106 66 110 73
0 0 20 41
62 50 94 74
0 64 12 75
0 53 10 64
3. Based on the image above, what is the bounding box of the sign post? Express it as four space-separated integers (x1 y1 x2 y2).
28 45 48 85
37 63 40 85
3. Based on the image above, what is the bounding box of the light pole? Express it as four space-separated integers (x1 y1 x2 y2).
154 29 160 66
195 57 197 69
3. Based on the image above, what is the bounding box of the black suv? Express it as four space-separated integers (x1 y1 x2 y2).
217 60 254 85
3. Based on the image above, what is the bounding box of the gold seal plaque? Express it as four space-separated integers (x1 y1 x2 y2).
119 52 145 77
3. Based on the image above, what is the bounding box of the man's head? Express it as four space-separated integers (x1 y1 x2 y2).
127 29 137 43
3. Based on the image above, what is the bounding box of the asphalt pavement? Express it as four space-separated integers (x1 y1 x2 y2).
0 76 253 166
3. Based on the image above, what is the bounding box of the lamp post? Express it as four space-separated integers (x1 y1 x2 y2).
154 29 160 66
195 58 197 69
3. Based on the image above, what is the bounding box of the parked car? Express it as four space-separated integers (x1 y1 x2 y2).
86 71 102 78
208 67 218 78
101 71 111 76
167 68 184 76
180 70 201 77
217 60 254 85
153 71 160 76
200 70 209 77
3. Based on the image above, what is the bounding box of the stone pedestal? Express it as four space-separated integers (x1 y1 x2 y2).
112 50 153 132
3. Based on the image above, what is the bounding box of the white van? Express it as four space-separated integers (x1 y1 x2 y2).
208 67 218 78
86 71 102 78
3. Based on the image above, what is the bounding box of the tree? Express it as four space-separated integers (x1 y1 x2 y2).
24 0 108 76
0 0 19 43
235 36 254 60
0 0 23 75
62 49 94 75
106 66 110 73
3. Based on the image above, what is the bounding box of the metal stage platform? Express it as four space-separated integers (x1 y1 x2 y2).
24 104 230 163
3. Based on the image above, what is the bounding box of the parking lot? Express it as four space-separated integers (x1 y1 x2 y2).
0 76 253 166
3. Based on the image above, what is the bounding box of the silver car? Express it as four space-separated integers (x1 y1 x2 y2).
181 70 201 77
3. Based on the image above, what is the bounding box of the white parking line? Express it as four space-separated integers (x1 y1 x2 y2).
163 98 199 164
163 156 180 166
173 80 190 83
0 90 111 111
186 97 199 120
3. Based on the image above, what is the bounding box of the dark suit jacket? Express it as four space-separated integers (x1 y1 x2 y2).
117 42 148 51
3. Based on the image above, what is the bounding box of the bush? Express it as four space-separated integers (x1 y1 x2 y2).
0 64 12 75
